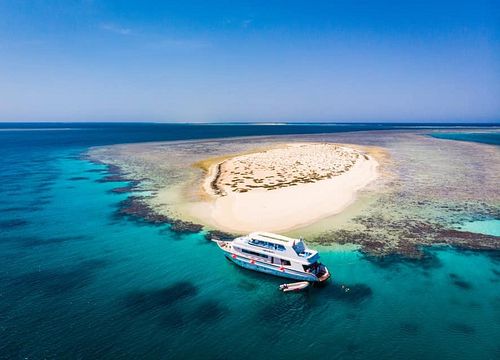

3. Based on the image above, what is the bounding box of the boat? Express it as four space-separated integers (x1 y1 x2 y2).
279 281 310 292
213 231 330 282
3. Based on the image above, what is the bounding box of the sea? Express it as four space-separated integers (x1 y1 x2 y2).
0 123 499 359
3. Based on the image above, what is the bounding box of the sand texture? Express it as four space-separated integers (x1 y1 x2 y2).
196 143 379 233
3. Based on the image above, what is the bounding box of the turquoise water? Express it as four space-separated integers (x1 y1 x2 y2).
459 220 500 237
432 131 500 240
0 124 499 359
430 132 500 146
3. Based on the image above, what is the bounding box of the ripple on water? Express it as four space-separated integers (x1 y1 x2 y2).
258 293 314 327
159 309 186 329
400 322 420 335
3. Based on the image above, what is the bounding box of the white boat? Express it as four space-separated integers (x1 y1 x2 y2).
213 232 330 282
279 281 310 292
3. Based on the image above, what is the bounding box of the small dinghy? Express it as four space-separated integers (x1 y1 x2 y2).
279 281 310 292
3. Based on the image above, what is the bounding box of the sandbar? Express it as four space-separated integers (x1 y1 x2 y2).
189 143 379 233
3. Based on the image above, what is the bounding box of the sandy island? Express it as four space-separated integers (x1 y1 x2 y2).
87 132 500 257
189 143 379 233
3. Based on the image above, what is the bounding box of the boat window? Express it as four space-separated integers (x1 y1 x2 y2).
303 262 318 272
297 251 314 257
242 248 268 258
248 239 285 251
280 259 291 266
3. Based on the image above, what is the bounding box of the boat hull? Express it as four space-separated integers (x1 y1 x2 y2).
224 253 319 282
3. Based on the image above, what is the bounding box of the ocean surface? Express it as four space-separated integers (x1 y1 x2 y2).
0 123 499 359
430 132 500 146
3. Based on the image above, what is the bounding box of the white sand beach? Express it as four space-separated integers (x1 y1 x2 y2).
191 143 379 233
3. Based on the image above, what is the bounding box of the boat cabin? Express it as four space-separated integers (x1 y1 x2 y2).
232 232 321 273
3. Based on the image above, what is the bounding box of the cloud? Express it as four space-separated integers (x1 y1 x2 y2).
99 23 132 36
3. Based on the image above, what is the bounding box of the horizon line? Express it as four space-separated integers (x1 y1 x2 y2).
0 119 499 125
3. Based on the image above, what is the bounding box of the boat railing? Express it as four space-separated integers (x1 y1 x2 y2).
248 239 286 251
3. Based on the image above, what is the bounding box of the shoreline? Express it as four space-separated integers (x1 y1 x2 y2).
190 143 380 233
85 130 499 257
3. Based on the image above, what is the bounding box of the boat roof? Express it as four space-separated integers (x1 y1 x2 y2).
248 232 301 245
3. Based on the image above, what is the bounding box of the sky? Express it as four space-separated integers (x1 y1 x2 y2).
0 0 499 123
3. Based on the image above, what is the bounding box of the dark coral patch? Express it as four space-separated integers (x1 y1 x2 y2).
96 175 127 183
400 322 419 335
193 300 228 323
86 168 108 173
448 274 473 290
236 280 258 291
124 281 198 315
21 235 88 247
169 220 203 234
448 322 475 334
0 219 29 229
345 343 362 353
108 180 142 194
0 206 38 214
313 215 500 257
117 196 203 234
362 251 442 270
109 186 135 194
205 230 236 242
452 280 472 290
5 259 108 297
485 251 500 264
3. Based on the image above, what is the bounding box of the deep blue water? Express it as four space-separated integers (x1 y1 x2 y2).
1 122 498 148
0 123 499 359
430 131 500 146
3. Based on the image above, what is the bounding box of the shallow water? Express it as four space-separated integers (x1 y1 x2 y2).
0 124 499 359
89 129 500 256
459 220 500 237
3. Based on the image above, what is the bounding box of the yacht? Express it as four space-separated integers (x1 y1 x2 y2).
213 232 330 282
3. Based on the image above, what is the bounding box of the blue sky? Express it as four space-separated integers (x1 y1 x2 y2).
0 0 498 122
